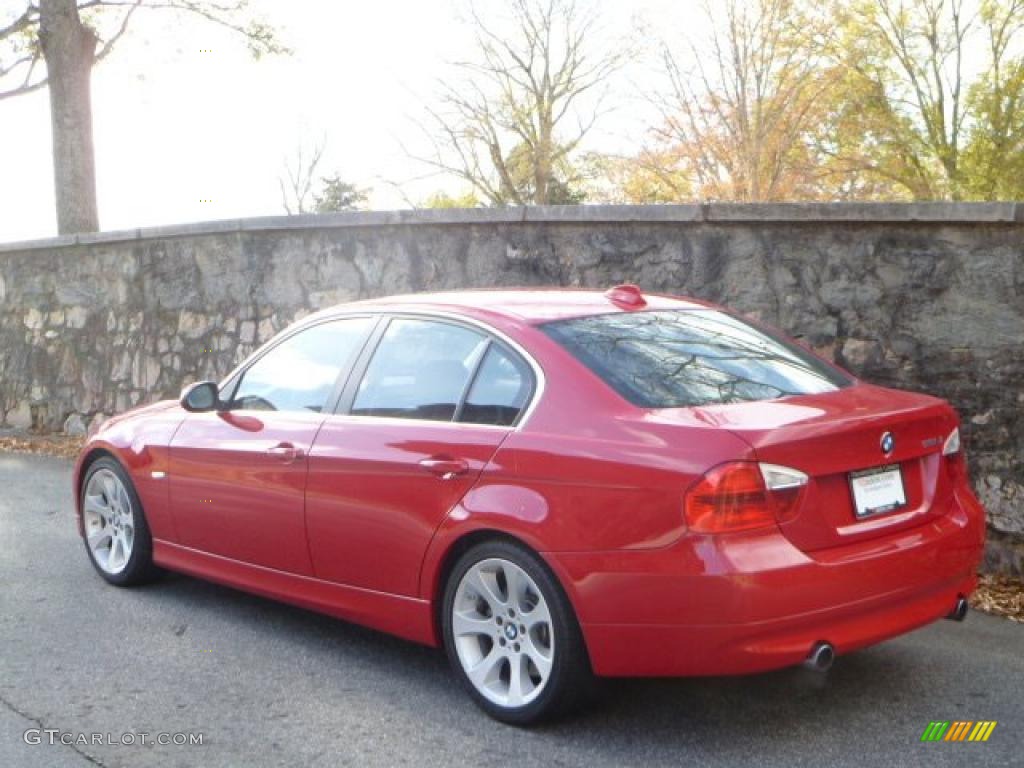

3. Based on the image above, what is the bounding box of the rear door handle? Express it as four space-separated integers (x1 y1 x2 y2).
419 456 469 480
266 442 304 463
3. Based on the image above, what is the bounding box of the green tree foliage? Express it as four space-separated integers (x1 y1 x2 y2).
819 0 1024 200
419 190 483 209
578 150 692 204
500 141 586 204
313 174 368 213
617 0 1024 203
960 0 1024 198
825 0 976 199
278 139 366 214
962 66 1024 197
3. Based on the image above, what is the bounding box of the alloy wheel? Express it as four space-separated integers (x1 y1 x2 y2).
452 557 555 708
83 468 136 575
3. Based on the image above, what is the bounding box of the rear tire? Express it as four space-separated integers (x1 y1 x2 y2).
442 539 593 725
80 457 160 586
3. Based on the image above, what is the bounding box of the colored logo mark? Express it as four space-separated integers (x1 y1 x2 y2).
920 721 997 742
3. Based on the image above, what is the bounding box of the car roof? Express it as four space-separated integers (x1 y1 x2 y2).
332 288 712 324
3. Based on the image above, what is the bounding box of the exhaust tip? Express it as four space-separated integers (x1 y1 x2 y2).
803 641 835 672
946 595 969 622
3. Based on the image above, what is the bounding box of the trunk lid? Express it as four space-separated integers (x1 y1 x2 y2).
681 384 959 551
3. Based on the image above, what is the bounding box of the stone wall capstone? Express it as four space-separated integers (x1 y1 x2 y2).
1 203 1021 572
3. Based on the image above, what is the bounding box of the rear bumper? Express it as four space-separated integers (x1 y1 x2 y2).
547 488 985 677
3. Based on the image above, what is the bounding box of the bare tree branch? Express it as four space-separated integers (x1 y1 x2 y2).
0 0 287 101
410 0 624 205
279 136 326 215
648 0 838 202
0 5 40 41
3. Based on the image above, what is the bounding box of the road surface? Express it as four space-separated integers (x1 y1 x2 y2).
1 453 1020 767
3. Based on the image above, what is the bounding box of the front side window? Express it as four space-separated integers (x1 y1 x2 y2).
352 318 486 421
230 317 373 412
542 310 850 408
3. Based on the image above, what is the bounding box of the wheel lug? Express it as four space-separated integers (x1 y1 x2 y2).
513 643 520 652
508 609 515 618
496 616 503 625
499 638 506 646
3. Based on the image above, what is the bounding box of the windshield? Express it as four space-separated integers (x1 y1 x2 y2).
542 309 851 408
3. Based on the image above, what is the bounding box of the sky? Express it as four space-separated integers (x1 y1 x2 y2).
0 0 696 243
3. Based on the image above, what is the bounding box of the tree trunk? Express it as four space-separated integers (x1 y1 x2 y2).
535 106 553 204
39 0 99 234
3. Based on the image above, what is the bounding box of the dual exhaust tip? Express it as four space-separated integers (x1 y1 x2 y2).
803 595 968 672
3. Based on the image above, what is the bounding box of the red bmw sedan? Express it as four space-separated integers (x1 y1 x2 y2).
74 286 985 724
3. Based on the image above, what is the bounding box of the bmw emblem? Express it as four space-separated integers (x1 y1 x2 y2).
880 432 895 455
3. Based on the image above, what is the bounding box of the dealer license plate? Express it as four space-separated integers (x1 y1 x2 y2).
849 464 906 518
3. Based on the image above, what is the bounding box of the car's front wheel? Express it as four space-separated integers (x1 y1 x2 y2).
442 539 593 725
81 457 159 586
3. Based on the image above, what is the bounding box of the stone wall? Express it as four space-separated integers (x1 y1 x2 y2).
1 203 1021 572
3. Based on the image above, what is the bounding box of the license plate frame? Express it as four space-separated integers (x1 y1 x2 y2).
849 464 906 519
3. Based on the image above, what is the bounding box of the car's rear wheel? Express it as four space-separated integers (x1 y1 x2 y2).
81 457 159 586
442 539 593 725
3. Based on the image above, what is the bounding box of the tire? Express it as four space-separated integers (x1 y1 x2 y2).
80 457 160 586
442 538 593 725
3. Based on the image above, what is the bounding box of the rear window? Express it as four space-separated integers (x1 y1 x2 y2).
542 310 850 408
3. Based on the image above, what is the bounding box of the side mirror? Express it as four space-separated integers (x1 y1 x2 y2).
180 381 222 413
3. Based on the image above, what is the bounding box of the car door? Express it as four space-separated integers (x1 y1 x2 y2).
305 315 536 596
168 316 375 574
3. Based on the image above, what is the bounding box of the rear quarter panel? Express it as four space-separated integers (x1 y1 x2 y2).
415 318 757 599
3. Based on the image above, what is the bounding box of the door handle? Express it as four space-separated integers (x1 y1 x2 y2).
266 442 304 463
419 456 469 480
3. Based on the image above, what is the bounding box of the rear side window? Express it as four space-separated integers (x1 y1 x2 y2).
352 318 486 421
459 345 533 426
542 310 850 408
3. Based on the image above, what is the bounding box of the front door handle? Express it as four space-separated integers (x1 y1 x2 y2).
419 456 469 480
266 442 304 463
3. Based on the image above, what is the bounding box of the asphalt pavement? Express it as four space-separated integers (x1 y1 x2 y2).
1 453 1020 767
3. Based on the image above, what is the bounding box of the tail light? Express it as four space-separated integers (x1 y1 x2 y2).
684 461 809 533
759 463 810 523
943 426 966 482
942 427 960 456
